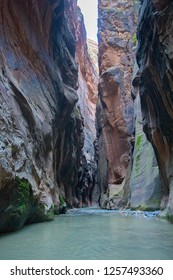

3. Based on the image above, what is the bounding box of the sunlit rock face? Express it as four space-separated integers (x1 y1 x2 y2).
137 0 173 221
130 63 162 211
0 0 86 232
97 0 138 208
75 7 98 207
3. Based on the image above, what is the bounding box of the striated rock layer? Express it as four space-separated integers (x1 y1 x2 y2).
136 0 173 221
97 0 138 208
0 0 76 231
75 8 98 207
0 0 96 232
130 63 162 211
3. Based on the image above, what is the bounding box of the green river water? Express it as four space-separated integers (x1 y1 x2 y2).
0 208 173 260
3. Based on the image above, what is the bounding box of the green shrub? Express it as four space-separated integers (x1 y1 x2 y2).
132 33 137 46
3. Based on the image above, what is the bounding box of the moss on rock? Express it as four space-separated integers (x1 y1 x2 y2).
132 33 137 46
59 194 67 214
27 202 54 223
0 176 56 232
134 133 143 174
136 205 158 211
14 176 31 210
0 177 32 232
166 213 173 224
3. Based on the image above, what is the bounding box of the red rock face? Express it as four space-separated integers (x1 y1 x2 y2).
75 7 98 206
137 0 173 221
0 0 99 232
76 10 98 147
97 0 138 208
0 0 89 231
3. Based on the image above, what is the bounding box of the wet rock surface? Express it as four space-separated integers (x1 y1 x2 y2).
136 0 173 221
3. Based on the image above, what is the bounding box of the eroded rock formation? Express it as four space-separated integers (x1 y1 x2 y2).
75 8 98 207
1 0 173 233
130 63 162 211
136 0 173 221
0 0 98 232
0 0 77 231
97 0 138 208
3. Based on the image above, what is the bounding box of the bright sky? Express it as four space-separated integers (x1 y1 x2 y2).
78 0 98 42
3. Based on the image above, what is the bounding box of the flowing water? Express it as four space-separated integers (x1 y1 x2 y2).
0 208 173 260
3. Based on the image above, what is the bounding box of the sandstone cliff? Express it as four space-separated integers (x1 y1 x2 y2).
0 0 97 232
130 64 162 210
75 8 98 207
96 0 138 208
1 0 173 233
136 0 173 221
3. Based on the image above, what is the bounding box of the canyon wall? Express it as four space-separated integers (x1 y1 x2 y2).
96 0 163 213
130 63 162 211
1 0 173 234
97 0 138 208
0 0 97 232
75 8 98 207
136 0 173 220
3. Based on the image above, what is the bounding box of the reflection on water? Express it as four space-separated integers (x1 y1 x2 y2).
0 208 173 260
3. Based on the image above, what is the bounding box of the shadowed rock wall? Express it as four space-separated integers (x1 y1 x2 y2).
75 8 98 207
136 0 173 221
0 0 91 232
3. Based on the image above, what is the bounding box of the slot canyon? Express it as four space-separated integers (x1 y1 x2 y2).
0 0 173 260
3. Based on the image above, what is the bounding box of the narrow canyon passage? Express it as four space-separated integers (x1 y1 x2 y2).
0 0 173 260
